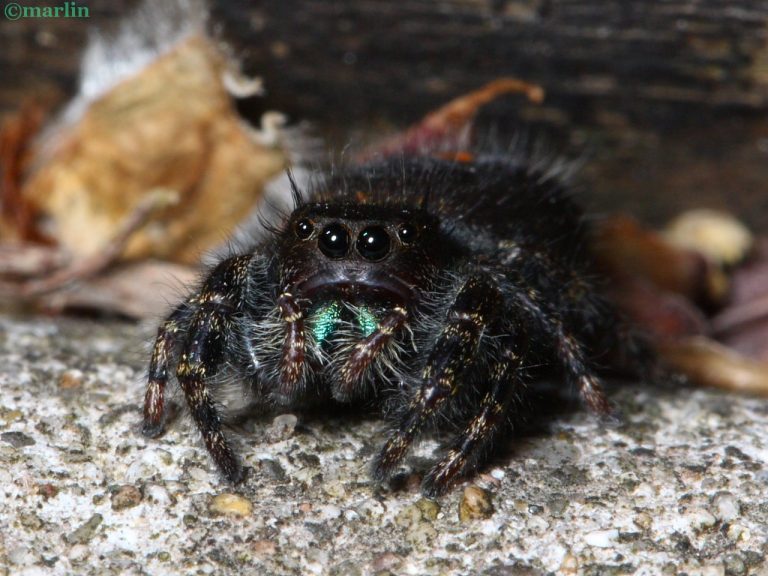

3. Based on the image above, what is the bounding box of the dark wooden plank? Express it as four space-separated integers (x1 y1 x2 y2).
1 0 767 229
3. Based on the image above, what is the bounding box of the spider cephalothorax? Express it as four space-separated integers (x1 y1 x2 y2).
142 153 644 496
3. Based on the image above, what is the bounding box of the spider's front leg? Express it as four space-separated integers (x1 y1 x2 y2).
167 255 253 483
335 306 409 401
142 302 192 438
276 291 308 399
372 274 500 483
421 340 524 497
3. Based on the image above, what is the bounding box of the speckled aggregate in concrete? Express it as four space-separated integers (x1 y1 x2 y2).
1 315 768 576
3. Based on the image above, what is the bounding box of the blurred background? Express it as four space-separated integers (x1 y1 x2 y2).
1 0 767 229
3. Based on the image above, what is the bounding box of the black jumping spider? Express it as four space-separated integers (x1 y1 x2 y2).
142 152 645 497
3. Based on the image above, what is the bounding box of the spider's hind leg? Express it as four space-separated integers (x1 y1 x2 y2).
511 280 612 415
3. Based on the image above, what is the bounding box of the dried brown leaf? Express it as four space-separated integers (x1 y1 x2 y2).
0 103 48 242
21 34 286 264
660 337 768 395
41 260 197 319
593 215 728 307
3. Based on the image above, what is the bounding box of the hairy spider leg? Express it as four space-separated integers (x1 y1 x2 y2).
174 255 253 483
509 278 612 414
335 306 409 401
421 342 524 497
142 302 192 437
372 275 500 483
277 291 307 399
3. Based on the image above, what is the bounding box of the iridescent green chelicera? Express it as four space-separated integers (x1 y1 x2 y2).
309 302 379 343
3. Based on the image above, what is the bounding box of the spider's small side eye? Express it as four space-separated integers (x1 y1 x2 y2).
295 218 315 240
397 223 418 245
357 226 391 261
319 223 351 259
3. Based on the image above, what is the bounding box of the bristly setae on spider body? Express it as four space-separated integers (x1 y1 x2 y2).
142 152 645 497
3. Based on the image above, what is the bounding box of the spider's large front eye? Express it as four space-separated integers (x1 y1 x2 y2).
295 218 314 240
356 226 391 261
319 223 351 259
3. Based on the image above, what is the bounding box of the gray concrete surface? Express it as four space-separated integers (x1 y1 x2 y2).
1 315 767 576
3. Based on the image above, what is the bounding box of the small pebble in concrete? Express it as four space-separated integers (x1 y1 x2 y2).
111 485 143 510
584 528 619 548
58 369 84 389
68 544 90 562
371 552 403 572
559 552 579 574
415 498 440 521
1 431 35 448
35 483 58 499
209 493 253 517
252 539 277 556
395 502 438 548
685 508 717 532
712 492 740 522
266 413 298 442
633 512 653 531
726 524 749 542
19 511 44 530
458 485 494 521
8 546 35 566
65 514 103 545
144 484 174 506
724 553 747 576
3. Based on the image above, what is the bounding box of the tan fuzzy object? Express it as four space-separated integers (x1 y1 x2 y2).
22 34 286 264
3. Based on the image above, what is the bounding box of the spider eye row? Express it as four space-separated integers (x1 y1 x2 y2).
294 219 417 261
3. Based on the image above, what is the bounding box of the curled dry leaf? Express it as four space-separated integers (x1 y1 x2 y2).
0 103 47 243
712 237 768 361
20 33 286 264
1 6 290 317
607 278 709 340
358 78 545 162
593 215 728 308
596 212 768 395
41 260 198 319
0 190 178 300
659 338 768 395
0 243 70 280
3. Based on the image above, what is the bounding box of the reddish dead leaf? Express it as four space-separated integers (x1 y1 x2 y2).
712 237 768 360
0 102 48 242
359 78 545 161
721 237 768 311
593 215 727 308
717 319 768 363
608 277 708 340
